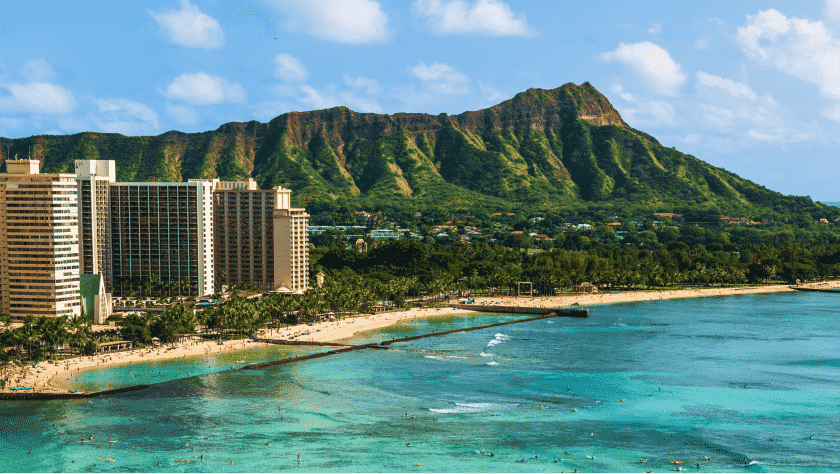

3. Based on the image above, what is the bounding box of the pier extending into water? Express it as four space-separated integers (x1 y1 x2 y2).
256 339 352 347
451 304 590 317
790 286 840 293
239 343 385 371
0 384 149 401
381 311 582 345
3 309 589 399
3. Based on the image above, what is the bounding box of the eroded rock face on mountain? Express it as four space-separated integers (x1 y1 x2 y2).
0 82 812 214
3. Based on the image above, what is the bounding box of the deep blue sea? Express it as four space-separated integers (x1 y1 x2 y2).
3 292 840 472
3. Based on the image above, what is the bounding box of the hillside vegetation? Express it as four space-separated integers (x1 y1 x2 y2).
0 82 833 222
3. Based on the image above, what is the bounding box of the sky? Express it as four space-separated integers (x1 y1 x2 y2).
1 0 838 201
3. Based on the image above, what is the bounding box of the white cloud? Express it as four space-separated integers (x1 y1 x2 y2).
409 61 470 94
166 103 201 124
696 98 811 145
412 0 533 36
94 98 159 128
600 42 687 96
610 84 634 101
736 9 840 99
343 74 382 94
695 72 759 101
274 53 308 82
826 0 840 21
161 72 245 105
296 84 383 113
0 82 76 114
479 83 506 102
297 85 336 110
747 130 783 141
822 103 840 122
647 22 661 34
149 0 225 49
257 82 383 119
618 100 675 127
268 0 390 44
20 59 54 82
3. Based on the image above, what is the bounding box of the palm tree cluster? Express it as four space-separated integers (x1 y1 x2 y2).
111 275 194 298
0 314 99 367
313 239 813 297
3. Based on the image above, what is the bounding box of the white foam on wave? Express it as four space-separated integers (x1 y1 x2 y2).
480 352 493 357
487 333 510 347
429 402 496 413
424 355 442 360
446 356 467 359
486 361 499 366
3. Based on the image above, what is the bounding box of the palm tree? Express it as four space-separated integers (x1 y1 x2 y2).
21 315 40 361
38 316 67 360
181 279 192 297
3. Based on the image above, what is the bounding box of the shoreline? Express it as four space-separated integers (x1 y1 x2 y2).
1 282 834 396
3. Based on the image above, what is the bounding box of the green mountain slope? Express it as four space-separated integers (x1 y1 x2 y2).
0 82 832 221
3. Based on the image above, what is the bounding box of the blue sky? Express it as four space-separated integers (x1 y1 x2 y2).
1 0 839 200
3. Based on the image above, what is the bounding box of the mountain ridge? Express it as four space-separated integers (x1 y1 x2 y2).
0 82 832 222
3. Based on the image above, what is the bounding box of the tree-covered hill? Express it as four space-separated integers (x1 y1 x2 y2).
0 82 834 223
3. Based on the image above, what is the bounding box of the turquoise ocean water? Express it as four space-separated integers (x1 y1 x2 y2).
2 292 840 472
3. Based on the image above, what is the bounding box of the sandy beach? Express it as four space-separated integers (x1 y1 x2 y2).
1 306 475 394
1 282 834 395
467 283 809 307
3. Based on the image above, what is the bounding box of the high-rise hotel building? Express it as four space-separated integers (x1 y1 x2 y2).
0 160 81 320
109 180 216 297
0 158 308 320
214 178 309 293
71 163 308 301
75 159 115 284
273 196 309 293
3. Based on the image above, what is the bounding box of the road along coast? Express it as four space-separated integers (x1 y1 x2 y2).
2 282 833 397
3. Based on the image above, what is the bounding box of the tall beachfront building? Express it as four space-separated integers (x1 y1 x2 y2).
0 160 81 320
75 159 115 284
214 178 309 293
274 195 309 293
109 180 216 297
